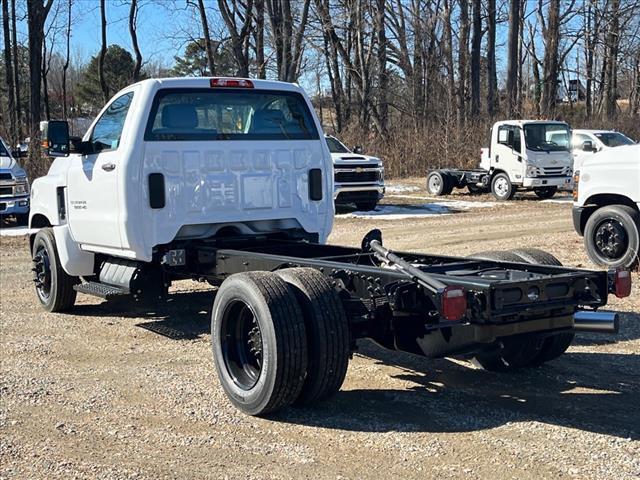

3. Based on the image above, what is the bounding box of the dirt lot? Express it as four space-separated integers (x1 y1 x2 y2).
1 182 639 479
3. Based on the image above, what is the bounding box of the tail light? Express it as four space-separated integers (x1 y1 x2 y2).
615 270 632 298
210 78 254 88
442 286 467 321
572 170 580 201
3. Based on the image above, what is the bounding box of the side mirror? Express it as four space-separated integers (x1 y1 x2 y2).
353 145 364 154
40 120 70 157
582 140 595 152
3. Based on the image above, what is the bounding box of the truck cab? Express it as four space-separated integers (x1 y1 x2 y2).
482 120 573 200
572 144 640 268
571 129 636 173
0 137 30 224
325 135 385 211
30 78 334 268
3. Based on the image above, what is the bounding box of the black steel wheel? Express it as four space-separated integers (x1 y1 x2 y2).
584 205 640 268
211 271 308 416
32 228 77 312
533 186 558 199
276 268 350 405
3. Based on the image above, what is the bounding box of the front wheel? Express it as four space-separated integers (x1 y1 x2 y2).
32 228 78 312
533 186 557 199
491 173 515 201
583 205 640 268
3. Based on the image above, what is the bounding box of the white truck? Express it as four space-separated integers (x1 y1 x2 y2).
29 78 629 417
571 129 636 173
0 136 30 224
573 144 640 268
325 135 385 211
427 120 574 200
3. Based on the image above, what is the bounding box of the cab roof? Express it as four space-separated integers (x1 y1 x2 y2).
132 77 304 93
494 120 569 127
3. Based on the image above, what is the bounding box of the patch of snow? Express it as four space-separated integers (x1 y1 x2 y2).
337 203 452 220
385 194 499 209
385 184 420 194
0 226 38 237
542 196 573 204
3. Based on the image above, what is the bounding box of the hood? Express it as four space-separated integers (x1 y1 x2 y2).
331 152 382 165
526 151 572 167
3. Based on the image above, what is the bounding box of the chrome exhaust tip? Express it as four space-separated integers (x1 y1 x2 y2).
574 311 619 334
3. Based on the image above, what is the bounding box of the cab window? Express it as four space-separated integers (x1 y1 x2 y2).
90 92 134 152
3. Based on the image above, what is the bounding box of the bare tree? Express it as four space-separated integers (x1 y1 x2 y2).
486 0 498 117
265 0 311 82
26 0 54 132
10 0 22 137
457 0 470 125
98 0 108 102
506 0 520 116
3 0 17 145
62 0 72 118
218 0 255 76
129 0 143 81
470 0 481 116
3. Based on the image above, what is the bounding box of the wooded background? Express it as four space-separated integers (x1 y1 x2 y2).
1 0 639 178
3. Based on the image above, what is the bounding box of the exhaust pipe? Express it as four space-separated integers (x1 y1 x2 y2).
574 311 619 334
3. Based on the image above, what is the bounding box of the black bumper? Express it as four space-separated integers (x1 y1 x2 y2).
573 205 595 236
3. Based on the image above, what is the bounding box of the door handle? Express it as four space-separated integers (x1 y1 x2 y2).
101 163 116 172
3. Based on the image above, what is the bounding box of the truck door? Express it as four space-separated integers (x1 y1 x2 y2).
572 132 596 172
493 125 523 181
66 92 134 250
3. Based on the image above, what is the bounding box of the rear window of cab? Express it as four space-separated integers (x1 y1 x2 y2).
144 88 319 141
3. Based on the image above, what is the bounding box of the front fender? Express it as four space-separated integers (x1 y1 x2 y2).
29 174 65 228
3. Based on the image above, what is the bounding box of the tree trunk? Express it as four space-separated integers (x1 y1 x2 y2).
375 0 387 135
62 0 71 119
486 0 497 117
11 0 21 138
603 0 619 119
2 0 17 145
540 0 560 117
584 0 594 118
98 0 109 102
129 0 143 81
42 33 50 120
457 0 469 126
470 0 481 116
254 0 265 78
197 0 215 75
506 0 520 116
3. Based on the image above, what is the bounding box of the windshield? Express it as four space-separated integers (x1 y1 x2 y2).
325 136 350 154
594 132 635 147
523 124 570 152
145 89 319 141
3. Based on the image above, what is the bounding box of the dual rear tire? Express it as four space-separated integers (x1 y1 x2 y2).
469 248 575 371
211 268 350 416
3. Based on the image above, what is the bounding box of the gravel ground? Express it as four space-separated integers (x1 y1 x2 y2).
1 181 639 479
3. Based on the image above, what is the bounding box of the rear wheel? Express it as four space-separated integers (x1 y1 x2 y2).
211 271 308 416
472 335 545 372
427 172 453 196
32 228 77 312
533 186 558 199
509 248 574 365
276 268 350 405
491 173 515 201
467 184 486 195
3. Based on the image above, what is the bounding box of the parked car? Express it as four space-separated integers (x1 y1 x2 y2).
326 135 385 211
573 144 640 268
427 120 574 201
571 129 636 172
0 136 30 225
